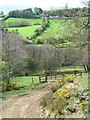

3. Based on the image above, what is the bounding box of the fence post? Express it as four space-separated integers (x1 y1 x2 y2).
45 71 47 82
75 70 77 75
50 73 52 79
39 75 41 83
32 77 34 85
55 72 56 79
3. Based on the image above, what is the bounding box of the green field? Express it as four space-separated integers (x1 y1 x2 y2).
1 76 45 99
4 17 77 42
36 19 76 40
1 72 89 99
56 66 84 72
5 17 43 25
7 25 42 39
81 73 88 89
0 18 3 20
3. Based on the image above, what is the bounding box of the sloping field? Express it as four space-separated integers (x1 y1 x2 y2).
36 19 76 40
5 17 42 25
4 17 78 43
7 25 42 39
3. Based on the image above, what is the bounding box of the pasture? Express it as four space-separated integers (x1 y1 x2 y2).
1 76 45 99
4 17 77 43
1 70 89 99
36 19 77 40
4 17 43 25
7 25 42 39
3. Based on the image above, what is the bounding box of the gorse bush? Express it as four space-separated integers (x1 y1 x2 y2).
64 74 75 83
2 82 18 92
55 88 71 99
58 78 65 86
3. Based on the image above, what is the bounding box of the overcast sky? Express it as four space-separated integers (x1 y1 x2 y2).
0 0 85 13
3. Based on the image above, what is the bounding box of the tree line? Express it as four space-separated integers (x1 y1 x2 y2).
7 7 87 18
8 7 43 18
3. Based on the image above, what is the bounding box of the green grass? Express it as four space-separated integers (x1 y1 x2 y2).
4 18 77 42
3 18 78 45
80 73 88 89
1 76 45 99
36 19 76 40
4 17 87 45
56 66 84 72
7 25 42 39
11 76 39 85
0 18 3 20
5 17 42 25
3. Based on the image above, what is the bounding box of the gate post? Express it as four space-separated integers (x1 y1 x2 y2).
50 73 52 79
39 75 41 83
55 72 56 79
45 71 47 82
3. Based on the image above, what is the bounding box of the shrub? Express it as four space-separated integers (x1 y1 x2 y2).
2 82 20 92
34 27 43 33
6 21 30 28
58 78 65 86
48 96 67 113
40 97 47 108
33 22 41 25
64 74 74 83
40 92 53 109
50 84 60 93
55 88 71 99
2 82 17 92
40 91 67 113
79 100 88 110
35 38 44 44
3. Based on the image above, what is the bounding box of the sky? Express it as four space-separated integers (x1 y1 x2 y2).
0 0 86 13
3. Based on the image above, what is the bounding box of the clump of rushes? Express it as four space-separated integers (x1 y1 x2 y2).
40 91 67 113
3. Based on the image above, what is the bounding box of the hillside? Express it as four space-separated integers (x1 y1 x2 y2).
4 17 43 25
3 17 79 47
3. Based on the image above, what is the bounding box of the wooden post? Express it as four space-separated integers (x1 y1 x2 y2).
39 75 41 83
55 72 56 79
75 70 77 76
32 77 34 85
50 73 52 79
45 71 47 82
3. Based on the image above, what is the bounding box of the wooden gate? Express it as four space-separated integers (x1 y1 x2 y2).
39 74 47 83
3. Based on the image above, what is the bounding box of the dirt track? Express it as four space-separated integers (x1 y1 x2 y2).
1 82 52 118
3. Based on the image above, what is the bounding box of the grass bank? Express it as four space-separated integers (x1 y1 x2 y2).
0 76 45 99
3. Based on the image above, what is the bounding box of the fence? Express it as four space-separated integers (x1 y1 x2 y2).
39 74 47 83
39 70 83 83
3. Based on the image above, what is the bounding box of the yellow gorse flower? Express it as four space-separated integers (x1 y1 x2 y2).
56 88 71 98
64 74 74 82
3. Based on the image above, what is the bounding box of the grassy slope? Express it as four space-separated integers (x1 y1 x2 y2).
1 76 45 99
36 19 75 40
4 18 77 42
5 17 42 25
56 66 84 72
0 18 3 20
8 25 42 39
